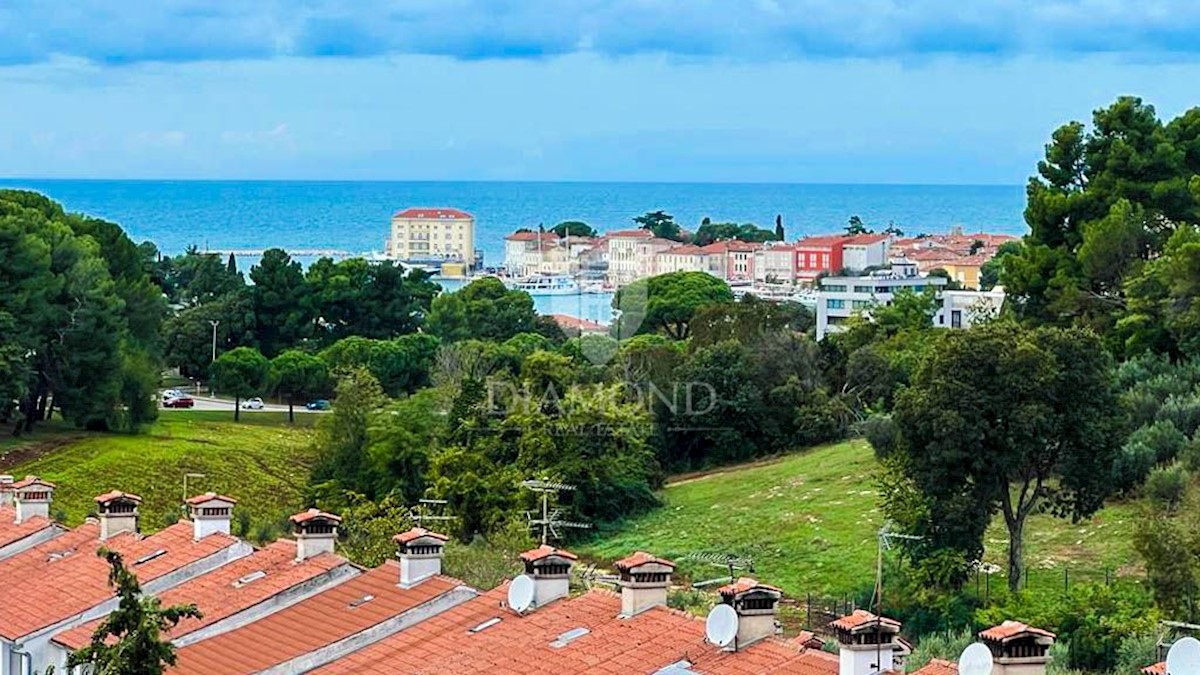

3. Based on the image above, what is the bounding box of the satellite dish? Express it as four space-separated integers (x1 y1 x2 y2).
705 603 739 648
508 574 535 614
1167 636 1200 675
957 643 994 675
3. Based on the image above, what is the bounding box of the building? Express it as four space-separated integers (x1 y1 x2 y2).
795 235 847 282
548 314 609 337
755 243 799 284
0 488 251 675
840 234 891 272
699 240 758 282
0 476 65 561
606 229 654 286
502 231 564 276
654 244 707 275
386 208 477 271
909 621 1056 675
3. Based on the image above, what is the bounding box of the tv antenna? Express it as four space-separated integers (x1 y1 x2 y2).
409 498 455 527
686 552 755 587
521 478 590 544
573 563 619 590
872 522 923 673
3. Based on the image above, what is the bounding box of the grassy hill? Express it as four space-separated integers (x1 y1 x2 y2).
0 412 318 532
582 440 1139 598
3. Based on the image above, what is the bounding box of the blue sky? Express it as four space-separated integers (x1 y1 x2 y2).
2 1 1199 183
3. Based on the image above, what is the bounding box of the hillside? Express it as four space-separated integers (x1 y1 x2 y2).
582 440 1139 598
1 412 318 532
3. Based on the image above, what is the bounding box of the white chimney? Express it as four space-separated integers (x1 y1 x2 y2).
717 578 783 649
832 609 902 675
290 509 341 562
614 551 674 617
393 527 448 587
980 621 1056 675
95 490 142 540
519 545 577 608
13 476 55 524
186 492 237 540
0 475 14 507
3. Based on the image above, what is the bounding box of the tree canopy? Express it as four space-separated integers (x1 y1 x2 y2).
210 346 270 420
616 271 734 340
633 210 686 242
550 220 596 238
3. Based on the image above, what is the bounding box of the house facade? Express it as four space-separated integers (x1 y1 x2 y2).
387 208 477 268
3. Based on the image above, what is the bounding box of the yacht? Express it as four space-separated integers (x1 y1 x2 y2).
507 274 581 295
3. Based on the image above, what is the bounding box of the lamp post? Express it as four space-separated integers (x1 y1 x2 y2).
208 320 220 362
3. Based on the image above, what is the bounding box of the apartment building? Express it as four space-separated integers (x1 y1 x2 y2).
754 243 799 284
386 208 477 268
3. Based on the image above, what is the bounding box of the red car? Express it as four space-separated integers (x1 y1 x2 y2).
162 396 195 409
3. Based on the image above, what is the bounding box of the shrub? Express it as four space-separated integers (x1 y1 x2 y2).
1159 394 1200 437
1182 437 1200 473
1112 440 1158 494
907 628 973 672
1127 420 1189 465
1144 463 1191 512
861 414 899 459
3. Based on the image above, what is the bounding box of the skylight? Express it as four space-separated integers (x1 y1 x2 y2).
348 594 376 608
468 617 502 634
233 570 267 587
133 549 167 565
549 627 590 648
655 662 695 674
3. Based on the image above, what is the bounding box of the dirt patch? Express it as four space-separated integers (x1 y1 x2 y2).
0 434 88 470
667 453 794 487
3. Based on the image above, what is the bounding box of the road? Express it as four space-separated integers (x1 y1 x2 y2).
163 395 327 414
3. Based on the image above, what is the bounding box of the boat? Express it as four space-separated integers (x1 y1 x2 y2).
506 274 581 296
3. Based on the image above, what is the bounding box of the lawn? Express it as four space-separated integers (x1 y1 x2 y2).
581 440 1139 599
1 411 319 533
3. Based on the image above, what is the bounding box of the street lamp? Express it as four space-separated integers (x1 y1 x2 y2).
208 320 220 362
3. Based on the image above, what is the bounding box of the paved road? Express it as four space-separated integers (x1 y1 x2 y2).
163 395 326 414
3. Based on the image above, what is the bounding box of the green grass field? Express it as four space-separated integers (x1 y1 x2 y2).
582 440 1139 598
1 411 318 532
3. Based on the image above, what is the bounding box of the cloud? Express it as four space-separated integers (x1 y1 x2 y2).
1 1 1199 66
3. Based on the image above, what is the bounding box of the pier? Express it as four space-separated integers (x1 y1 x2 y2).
207 248 355 259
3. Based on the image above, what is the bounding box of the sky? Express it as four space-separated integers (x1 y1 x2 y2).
2 1 1200 184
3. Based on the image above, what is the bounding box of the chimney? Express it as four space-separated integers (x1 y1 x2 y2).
289 509 341 562
13 476 55 524
393 527 448 587
185 492 237 540
519 545 578 608
832 609 902 675
980 621 1056 675
0 475 14 507
614 551 675 617
95 491 142 540
716 578 783 649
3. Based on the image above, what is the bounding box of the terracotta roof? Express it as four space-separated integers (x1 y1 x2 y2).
0 521 239 639
184 492 238 505
829 609 901 632
699 240 760 253
392 207 473 220
718 577 783 597
289 508 342 525
52 540 345 650
913 658 959 675
12 475 54 490
843 234 890 246
311 585 839 675
0 505 56 550
393 527 449 545
519 545 578 563
796 235 850 248
169 563 461 675
504 231 559 242
94 490 142 504
614 552 676 572
979 620 1056 642
661 244 705 255
548 314 608 333
1141 661 1166 674
607 229 654 238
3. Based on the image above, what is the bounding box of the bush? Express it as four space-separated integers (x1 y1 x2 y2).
1182 437 1200 472
1112 440 1158 494
1144 463 1191 512
1159 394 1200 437
907 628 974 673
1127 420 1189 465
861 414 900 459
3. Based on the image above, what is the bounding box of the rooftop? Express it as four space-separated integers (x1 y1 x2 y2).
614 551 676 571
184 492 238 505
169 563 462 675
1142 662 1165 674
311 585 839 675
912 658 958 675
12 475 55 490
392 207 473 220
0 521 239 639
504 231 560 242
519 545 579 563
979 620 1056 642
393 527 449 545
0 505 57 550
829 609 901 633
52 539 345 650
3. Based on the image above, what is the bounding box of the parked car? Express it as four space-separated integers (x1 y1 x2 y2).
162 389 184 400
241 397 265 410
162 396 194 409
305 399 331 411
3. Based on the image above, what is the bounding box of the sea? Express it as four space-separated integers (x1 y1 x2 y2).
0 179 1028 322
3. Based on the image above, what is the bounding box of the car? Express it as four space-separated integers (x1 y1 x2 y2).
162 396 194 409
241 397 265 410
305 399 331 411
161 389 184 400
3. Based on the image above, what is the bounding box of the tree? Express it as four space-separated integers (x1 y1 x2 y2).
980 241 1021 290
775 214 785 241
846 215 870 235
66 548 202 675
318 334 440 397
163 289 257 378
226 252 237 274
633 210 685 242
271 350 330 423
550 220 596 238
210 346 269 421
309 368 387 503
616 271 733 340
426 277 538 342
250 249 311 357
692 222 778 246
890 323 1122 590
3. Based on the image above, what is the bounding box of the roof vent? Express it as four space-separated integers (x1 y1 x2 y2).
655 661 695 674
133 549 167 566
468 617 502 634
47 548 77 562
549 627 590 648
233 570 268 588
348 594 376 608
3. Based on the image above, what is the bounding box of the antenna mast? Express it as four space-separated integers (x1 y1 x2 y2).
874 522 921 674
521 478 590 544
686 552 755 586
409 498 455 527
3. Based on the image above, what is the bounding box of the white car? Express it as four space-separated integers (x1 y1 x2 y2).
162 389 184 400
240 397 265 410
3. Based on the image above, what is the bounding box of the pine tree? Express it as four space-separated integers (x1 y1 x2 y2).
774 214 785 240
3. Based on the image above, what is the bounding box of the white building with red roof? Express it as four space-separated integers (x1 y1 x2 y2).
0 475 65 561
387 207 477 270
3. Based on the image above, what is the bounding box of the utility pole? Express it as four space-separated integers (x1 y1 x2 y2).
209 320 220 362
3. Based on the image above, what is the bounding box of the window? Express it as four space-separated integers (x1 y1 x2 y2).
951 310 962 328
827 299 845 309
854 285 872 293
824 284 847 292
822 254 830 267
852 300 871 309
